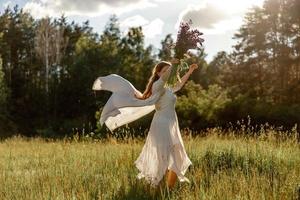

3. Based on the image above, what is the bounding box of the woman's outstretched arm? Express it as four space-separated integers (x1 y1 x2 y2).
172 63 198 93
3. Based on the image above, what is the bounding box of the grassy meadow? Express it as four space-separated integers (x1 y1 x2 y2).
0 126 299 200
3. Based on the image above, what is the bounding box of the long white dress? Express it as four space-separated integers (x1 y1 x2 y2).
92 70 192 187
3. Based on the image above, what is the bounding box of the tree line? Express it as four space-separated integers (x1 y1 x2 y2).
0 0 299 138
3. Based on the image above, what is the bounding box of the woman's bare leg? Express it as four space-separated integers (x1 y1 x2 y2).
166 169 177 189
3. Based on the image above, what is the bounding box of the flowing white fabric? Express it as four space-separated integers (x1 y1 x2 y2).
92 70 192 186
92 74 166 132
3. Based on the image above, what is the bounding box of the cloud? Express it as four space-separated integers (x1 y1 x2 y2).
23 2 57 18
2 1 12 8
143 18 164 38
202 17 243 35
176 3 228 29
23 0 157 18
120 15 149 27
120 15 164 39
176 0 264 34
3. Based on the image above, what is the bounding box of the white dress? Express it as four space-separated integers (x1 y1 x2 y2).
92 71 192 187
134 79 192 187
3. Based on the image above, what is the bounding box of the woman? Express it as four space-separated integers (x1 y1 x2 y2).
92 59 198 189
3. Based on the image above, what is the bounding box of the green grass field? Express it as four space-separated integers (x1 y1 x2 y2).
0 127 299 200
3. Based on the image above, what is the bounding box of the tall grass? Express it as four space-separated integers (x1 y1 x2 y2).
0 126 299 199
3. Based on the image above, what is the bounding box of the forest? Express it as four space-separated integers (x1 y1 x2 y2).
0 0 299 138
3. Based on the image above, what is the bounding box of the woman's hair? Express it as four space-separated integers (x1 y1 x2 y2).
138 61 171 100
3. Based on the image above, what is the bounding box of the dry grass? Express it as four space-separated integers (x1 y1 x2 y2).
0 127 299 200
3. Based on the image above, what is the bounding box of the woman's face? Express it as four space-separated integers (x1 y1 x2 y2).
157 65 170 77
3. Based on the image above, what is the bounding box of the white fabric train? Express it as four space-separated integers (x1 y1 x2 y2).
92 74 165 132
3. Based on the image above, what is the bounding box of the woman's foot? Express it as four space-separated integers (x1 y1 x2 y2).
166 169 177 189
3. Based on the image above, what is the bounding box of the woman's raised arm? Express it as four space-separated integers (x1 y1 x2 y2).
172 63 198 93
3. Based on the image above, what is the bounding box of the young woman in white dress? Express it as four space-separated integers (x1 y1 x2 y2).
92 59 198 189
133 59 198 189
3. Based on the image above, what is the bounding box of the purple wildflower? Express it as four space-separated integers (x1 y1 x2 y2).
174 20 204 59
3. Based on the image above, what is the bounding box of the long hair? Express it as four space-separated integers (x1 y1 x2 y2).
138 61 171 100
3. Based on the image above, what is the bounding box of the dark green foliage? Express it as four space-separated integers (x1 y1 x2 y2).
0 56 17 137
0 8 157 137
175 81 231 130
1 1 300 138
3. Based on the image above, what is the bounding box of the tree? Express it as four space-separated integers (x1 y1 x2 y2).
208 51 232 86
35 17 68 94
176 80 231 129
98 15 123 75
158 34 174 60
120 26 155 88
0 57 8 113
219 0 300 104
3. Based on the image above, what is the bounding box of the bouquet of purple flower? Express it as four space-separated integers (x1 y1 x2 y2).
167 20 204 86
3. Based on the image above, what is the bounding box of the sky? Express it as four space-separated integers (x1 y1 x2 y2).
0 0 265 62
